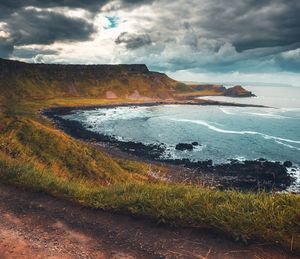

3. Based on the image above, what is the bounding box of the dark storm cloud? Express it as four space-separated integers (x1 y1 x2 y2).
0 0 156 58
120 0 155 8
0 0 105 58
187 0 300 51
7 9 96 45
122 0 300 73
0 38 13 58
0 1 108 19
115 32 152 49
0 8 96 58
0 0 299 73
0 0 154 18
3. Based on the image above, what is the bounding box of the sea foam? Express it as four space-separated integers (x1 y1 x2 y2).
169 118 300 147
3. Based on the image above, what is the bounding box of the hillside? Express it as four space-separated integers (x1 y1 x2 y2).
0 58 299 255
0 58 180 103
0 58 254 111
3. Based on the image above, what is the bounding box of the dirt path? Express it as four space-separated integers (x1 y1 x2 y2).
0 182 296 259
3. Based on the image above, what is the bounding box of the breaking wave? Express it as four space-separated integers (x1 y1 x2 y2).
169 118 300 146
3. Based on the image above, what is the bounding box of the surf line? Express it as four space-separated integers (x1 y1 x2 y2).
170 118 300 145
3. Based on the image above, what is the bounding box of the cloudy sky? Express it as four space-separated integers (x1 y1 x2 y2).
0 0 300 85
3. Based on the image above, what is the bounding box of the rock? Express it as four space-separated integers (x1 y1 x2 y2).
228 159 242 164
212 159 293 191
192 142 199 146
45 107 294 192
224 85 255 97
196 160 213 167
257 158 267 162
118 141 166 160
175 143 194 151
283 161 293 167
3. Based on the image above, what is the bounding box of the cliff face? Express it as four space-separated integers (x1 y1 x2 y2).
0 58 179 101
0 58 255 106
0 59 150 78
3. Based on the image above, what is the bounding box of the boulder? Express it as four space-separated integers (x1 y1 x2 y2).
175 143 194 151
283 161 293 167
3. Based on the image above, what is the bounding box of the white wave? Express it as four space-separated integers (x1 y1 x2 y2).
231 156 246 161
219 107 235 115
280 107 300 112
220 107 291 119
210 121 224 127
160 143 207 160
286 168 300 193
65 106 151 125
275 141 300 151
192 144 206 152
244 112 290 119
169 118 300 145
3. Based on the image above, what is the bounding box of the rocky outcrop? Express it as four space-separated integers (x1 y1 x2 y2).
283 161 293 167
224 85 255 97
176 143 194 151
175 142 200 151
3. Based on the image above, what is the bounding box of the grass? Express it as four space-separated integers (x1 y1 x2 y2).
174 89 223 97
1 111 300 253
0 59 300 253
1 144 299 251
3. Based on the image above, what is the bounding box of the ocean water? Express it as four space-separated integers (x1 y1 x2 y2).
62 85 300 190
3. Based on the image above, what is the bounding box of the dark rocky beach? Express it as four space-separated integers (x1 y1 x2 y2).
43 102 296 192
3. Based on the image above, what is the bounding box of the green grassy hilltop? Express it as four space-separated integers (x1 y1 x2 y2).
0 58 299 253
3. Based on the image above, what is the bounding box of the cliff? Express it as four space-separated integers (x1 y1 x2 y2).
0 58 255 110
0 58 150 77
0 58 179 102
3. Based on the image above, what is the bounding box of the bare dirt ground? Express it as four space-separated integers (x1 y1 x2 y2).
0 182 297 259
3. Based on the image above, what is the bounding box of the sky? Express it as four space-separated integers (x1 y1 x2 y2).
0 0 300 85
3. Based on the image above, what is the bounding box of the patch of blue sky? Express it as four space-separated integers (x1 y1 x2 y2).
104 16 119 29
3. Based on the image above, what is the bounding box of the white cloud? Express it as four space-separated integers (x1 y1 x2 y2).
280 48 300 61
0 22 10 38
5 0 300 81
168 70 300 87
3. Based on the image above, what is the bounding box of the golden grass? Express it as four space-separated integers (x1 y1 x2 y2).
174 90 224 97
0 68 299 253
0 106 299 253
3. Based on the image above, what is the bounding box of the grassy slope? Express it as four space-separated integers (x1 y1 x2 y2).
0 59 299 253
0 59 180 103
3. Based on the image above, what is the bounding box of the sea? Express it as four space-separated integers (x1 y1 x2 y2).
62 85 300 191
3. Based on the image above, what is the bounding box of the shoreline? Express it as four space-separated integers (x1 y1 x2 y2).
42 99 297 193
41 97 271 115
